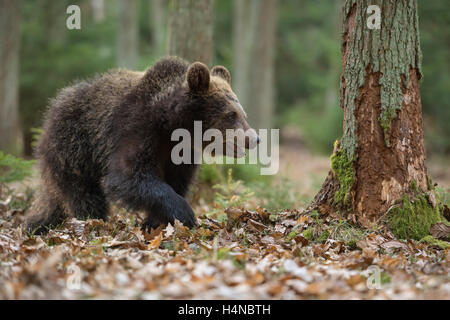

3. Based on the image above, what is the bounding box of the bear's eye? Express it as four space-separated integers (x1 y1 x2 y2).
226 112 237 122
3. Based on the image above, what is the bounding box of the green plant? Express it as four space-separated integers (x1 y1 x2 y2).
0 151 35 185
30 127 43 149
213 169 254 209
251 178 301 211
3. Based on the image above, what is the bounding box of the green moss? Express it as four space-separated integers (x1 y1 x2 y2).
427 176 435 191
301 227 330 243
420 236 450 250
317 230 330 243
410 180 419 193
286 230 300 241
345 239 358 250
330 146 355 208
302 228 314 241
388 195 443 240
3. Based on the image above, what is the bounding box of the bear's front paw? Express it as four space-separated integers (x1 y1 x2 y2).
167 196 197 228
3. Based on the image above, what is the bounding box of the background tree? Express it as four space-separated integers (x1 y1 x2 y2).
91 0 106 23
167 0 214 66
233 0 278 130
312 0 444 238
117 0 138 69
150 0 167 56
232 0 251 112
0 0 22 154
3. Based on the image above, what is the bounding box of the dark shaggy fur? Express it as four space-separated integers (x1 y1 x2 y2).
25 57 255 234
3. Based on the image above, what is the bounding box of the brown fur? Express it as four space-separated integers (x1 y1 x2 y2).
25 57 256 234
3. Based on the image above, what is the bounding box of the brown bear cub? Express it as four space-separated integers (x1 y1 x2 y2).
25 57 259 234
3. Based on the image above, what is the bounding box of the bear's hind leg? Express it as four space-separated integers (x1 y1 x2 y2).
25 191 68 235
64 182 109 221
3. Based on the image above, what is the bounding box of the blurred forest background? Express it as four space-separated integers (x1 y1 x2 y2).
0 0 449 170
1 1 450 300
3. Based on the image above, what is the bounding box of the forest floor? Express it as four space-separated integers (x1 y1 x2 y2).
0 143 449 299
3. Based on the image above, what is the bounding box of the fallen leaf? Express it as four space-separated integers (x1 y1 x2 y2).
247 219 266 232
430 223 450 240
144 224 164 241
148 232 163 250
381 240 409 251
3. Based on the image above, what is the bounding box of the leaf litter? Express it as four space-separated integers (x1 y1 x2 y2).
0 194 448 300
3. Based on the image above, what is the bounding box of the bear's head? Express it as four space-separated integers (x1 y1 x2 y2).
185 62 259 158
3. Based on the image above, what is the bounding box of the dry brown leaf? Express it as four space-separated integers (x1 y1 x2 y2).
225 208 245 221
381 240 409 251
255 207 270 220
346 274 365 287
293 235 309 247
247 219 266 232
297 215 312 225
147 232 163 250
443 204 450 221
430 223 450 240
144 225 164 241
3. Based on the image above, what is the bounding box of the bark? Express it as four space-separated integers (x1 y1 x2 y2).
312 0 428 227
167 0 214 66
233 0 277 130
117 0 138 69
0 0 22 154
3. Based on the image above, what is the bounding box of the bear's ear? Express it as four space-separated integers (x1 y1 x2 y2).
211 66 231 84
187 62 210 93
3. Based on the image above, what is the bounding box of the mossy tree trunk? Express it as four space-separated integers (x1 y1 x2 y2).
312 0 435 230
167 0 214 66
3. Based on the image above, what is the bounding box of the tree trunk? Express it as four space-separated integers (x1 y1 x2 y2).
232 0 251 110
43 0 67 44
92 0 105 23
150 0 167 55
117 0 138 69
312 0 431 229
232 0 277 130
167 0 214 66
0 0 22 154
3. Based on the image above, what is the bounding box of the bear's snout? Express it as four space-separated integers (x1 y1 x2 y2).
245 128 260 150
